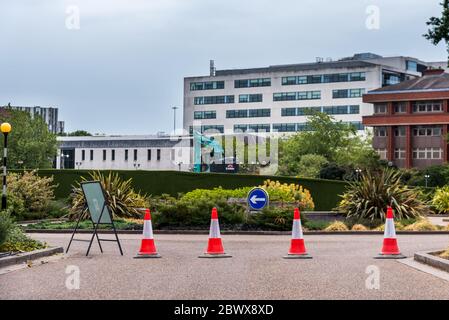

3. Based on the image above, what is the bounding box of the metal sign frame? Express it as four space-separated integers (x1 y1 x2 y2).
66 181 123 256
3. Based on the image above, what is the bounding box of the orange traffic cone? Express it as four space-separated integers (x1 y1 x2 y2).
284 208 312 259
199 208 232 258
134 209 161 259
374 206 406 259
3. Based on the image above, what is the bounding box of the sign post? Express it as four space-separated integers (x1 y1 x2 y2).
247 188 269 211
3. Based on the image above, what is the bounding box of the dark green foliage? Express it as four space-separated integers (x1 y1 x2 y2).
17 170 347 211
0 210 13 247
0 226 46 252
246 206 306 231
424 0 449 66
27 218 143 231
319 163 348 180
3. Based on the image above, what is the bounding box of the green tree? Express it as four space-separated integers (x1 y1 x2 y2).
296 154 328 178
278 112 378 176
0 109 57 169
424 0 449 66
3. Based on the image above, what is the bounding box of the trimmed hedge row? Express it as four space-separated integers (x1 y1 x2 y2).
12 170 348 211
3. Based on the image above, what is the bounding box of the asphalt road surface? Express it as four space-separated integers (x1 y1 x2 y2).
1 233 449 299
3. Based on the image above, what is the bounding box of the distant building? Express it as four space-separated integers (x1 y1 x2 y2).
362 68 449 169
183 53 438 135
56 134 192 171
1 103 64 134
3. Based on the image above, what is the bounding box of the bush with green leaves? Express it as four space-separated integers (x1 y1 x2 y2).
7 170 56 221
0 226 46 252
68 171 149 220
0 210 14 247
431 185 449 214
337 169 430 221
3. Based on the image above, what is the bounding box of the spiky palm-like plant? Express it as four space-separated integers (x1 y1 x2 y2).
67 171 149 220
337 169 429 221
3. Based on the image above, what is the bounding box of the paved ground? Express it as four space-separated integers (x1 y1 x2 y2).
1 233 449 299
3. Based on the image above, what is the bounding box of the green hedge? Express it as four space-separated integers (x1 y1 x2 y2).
12 170 348 211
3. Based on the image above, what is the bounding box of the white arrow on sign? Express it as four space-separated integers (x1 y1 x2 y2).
250 195 266 204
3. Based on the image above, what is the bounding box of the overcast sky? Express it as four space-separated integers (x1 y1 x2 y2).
0 0 446 135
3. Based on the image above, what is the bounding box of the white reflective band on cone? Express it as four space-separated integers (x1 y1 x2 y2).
209 219 221 238
384 218 396 239
143 220 154 239
292 219 303 239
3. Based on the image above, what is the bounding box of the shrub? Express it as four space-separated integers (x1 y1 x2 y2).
246 207 307 231
440 248 449 259
324 221 349 231
296 154 328 178
431 185 449 214
7 170 56 220
403 218 438 231
319 163 348 181
304 220 330 230
0 210 13 247
260 180 314 210
68 171 149 220
374 221 405 231
351 224 368 231
337 169 429 221
0 226 46 252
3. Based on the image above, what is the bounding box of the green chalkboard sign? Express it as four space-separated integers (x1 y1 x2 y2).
81 181 112 224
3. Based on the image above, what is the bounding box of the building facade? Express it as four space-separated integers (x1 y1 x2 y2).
362 69 449 169
183 53 432 135
1 104 64 134
57 135 192 171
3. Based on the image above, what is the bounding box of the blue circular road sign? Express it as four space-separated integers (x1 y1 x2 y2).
247 188 269 210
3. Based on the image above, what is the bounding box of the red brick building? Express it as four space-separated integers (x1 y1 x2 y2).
362 69 449 169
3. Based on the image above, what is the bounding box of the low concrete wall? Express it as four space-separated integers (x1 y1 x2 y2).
414 251 449 273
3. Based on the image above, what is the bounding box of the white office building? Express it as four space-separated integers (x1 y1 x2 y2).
183 53 440 135
56 135 192 171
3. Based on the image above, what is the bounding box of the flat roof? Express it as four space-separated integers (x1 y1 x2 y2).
367 72 449 94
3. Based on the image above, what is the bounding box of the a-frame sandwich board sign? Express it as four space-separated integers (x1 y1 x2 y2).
66 181 123 256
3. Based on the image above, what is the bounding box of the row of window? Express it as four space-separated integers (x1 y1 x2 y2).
194 88 365 105
190 72 368 91
281 105 359 116
376 148 443 160
226 108 271 118
194 110 216 119
190 81 224 91
374 126 443 137
282 72 366 86
81 149 162 162
374 101 444 115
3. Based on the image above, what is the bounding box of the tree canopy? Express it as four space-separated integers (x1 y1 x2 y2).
424 0 449 66
0 109 57 169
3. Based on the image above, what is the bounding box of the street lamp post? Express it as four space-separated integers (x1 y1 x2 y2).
60 153 69 169
133 162 140 170
75 161 82 170
1 122 12 210
424 174 430 188
355 168 362 181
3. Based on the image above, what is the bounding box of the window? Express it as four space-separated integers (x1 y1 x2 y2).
90 150 93 161
194 111 216 119
413 148 442 159
273 123 296 132
103 150 106 161
147 149 151 161
194 95 234 105
273 91 321 101
281 72 365 85
157 149 161 161
376 149 387 160
248 108 270 117
134 149 138 161
394 102 407 113
413 126 442 136
239 94 263 103
111 149 115 161
374 127 387 137
332 88 365 99
190 81 224 91
125 149 128 161
412 101 443 113
281 108 297 116
383 73 402 86
234 124 248 132
248 124 270 132
81 150 85 161
349 105 360 114
234 78 271 88
394 126 406 137
171 149 175 161
201 125 224 133
374 103 387 114
297 107 321 115
226 109 248 118
394 149 406 159
406 60 418 72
